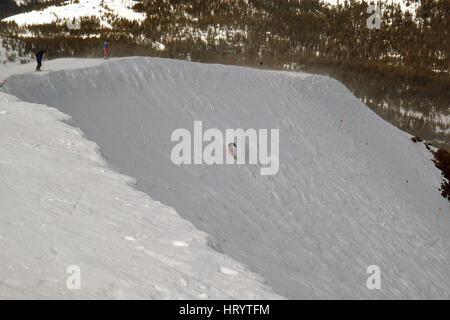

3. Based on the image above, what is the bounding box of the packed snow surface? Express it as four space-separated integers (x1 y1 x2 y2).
1 57 450 299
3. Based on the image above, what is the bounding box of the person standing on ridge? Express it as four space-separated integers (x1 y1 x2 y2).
228 141 237 159
35 49 45 71
103 40 110 59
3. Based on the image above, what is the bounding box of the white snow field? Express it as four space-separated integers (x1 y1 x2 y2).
1 57 450 299
4 0 145 28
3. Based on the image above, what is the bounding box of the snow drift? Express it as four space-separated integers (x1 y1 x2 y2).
0 77 280 300
2 57 450 299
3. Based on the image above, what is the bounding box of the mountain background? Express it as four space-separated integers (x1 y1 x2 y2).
0 0 448 152
0 2 449 299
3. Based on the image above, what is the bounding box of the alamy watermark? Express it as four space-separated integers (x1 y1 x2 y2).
366 265 381 290
367 5 382 29
171 121 279 175
57 17 81 30
66 265 81 290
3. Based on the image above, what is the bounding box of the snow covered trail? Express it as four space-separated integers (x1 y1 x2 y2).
0 69 281 299
0 58 104 79
2 57 450 299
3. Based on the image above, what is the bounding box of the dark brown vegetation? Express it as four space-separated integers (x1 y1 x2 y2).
433 148 450 201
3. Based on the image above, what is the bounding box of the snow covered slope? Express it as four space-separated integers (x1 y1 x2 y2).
2 57 450 299
3 0 145 28
0 62 281 300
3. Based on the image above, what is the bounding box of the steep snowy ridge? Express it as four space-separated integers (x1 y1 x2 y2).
0 64 281 299
1 57 450 299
